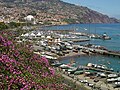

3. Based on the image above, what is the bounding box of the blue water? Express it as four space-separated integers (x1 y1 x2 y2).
44 23 120 72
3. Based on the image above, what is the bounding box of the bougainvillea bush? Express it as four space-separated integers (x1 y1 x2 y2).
0 32 72 90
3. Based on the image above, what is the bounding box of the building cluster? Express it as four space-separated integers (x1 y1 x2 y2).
0 4 32 23
0 2 68 25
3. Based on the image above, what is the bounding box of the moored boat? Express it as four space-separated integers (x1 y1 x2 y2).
107 78 117 82
67 67 77 74
108 74 118 78
87 63 114 71
97 72 107 78
113 82 120 88
59 64 74 69
100 33 111 40
51 61 63 67
74 70 84 75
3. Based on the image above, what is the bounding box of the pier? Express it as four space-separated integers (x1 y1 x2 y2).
63 38 90 42
103 50 120 57
74 45 120 58
90 48 120 58
92 49 120 58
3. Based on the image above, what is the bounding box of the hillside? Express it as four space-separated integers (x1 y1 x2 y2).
0 0 120 24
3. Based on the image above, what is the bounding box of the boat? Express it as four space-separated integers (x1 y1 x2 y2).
88 83 94 87
74 70 84 75
84 70 97 76
51 61 63 67
77 65 89 71
102 36 111 40
114 82 120 88
66 45 73 50
41 54 57 60
59 64 72 69
67 67 77 74
100 33 111 40
117 77 120 81
108 74 118 78
115 82 120 85
79 79 88 83
107 78 117 82
82 49 91 54
97 72 106 78
87 63 113 71
90 34 100 39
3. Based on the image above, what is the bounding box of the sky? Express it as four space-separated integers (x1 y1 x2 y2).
62 0 120 19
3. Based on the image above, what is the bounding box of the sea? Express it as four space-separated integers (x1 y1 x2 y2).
43 23 120 72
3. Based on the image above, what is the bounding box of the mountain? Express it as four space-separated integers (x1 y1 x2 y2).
1 0 120 24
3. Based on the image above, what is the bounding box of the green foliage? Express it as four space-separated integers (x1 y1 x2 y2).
0 22 8 30
8 22 21 28
0 22 27 31
43 21 52 25
63 18 77 24
28 11 37 16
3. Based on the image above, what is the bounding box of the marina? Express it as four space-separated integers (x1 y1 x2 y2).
17 23 120 72
44 23 120 69
17 23 120 90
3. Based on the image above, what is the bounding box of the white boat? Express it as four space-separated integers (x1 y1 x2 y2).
59 64 75 69
108 74 118 78
51 61 63 67
66 45 73 50
117 77 120 81
88 63 113 71
67 68 77 74
114 82 120 87
80 79 88 83
88 83 94 87
101 73 106 77
107 78 117 82
59 64 69 69
115 82 120 85
41 55 57 60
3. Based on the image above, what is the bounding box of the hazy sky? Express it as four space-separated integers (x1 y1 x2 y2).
62 0 120 19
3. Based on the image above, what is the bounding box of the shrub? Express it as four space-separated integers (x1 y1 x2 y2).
0 32 72 90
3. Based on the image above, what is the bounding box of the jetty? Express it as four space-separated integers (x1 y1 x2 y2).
103 50 120 57
63 38 90 42
92 49 120 58
74 45 120 58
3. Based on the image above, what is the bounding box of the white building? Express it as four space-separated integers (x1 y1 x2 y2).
24 15 36 24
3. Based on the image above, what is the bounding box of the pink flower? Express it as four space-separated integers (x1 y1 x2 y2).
14 51 20 57
41 57 49 66
7 41 12 46
49 67 55 76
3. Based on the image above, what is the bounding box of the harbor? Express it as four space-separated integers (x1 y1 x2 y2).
16 23 120 90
